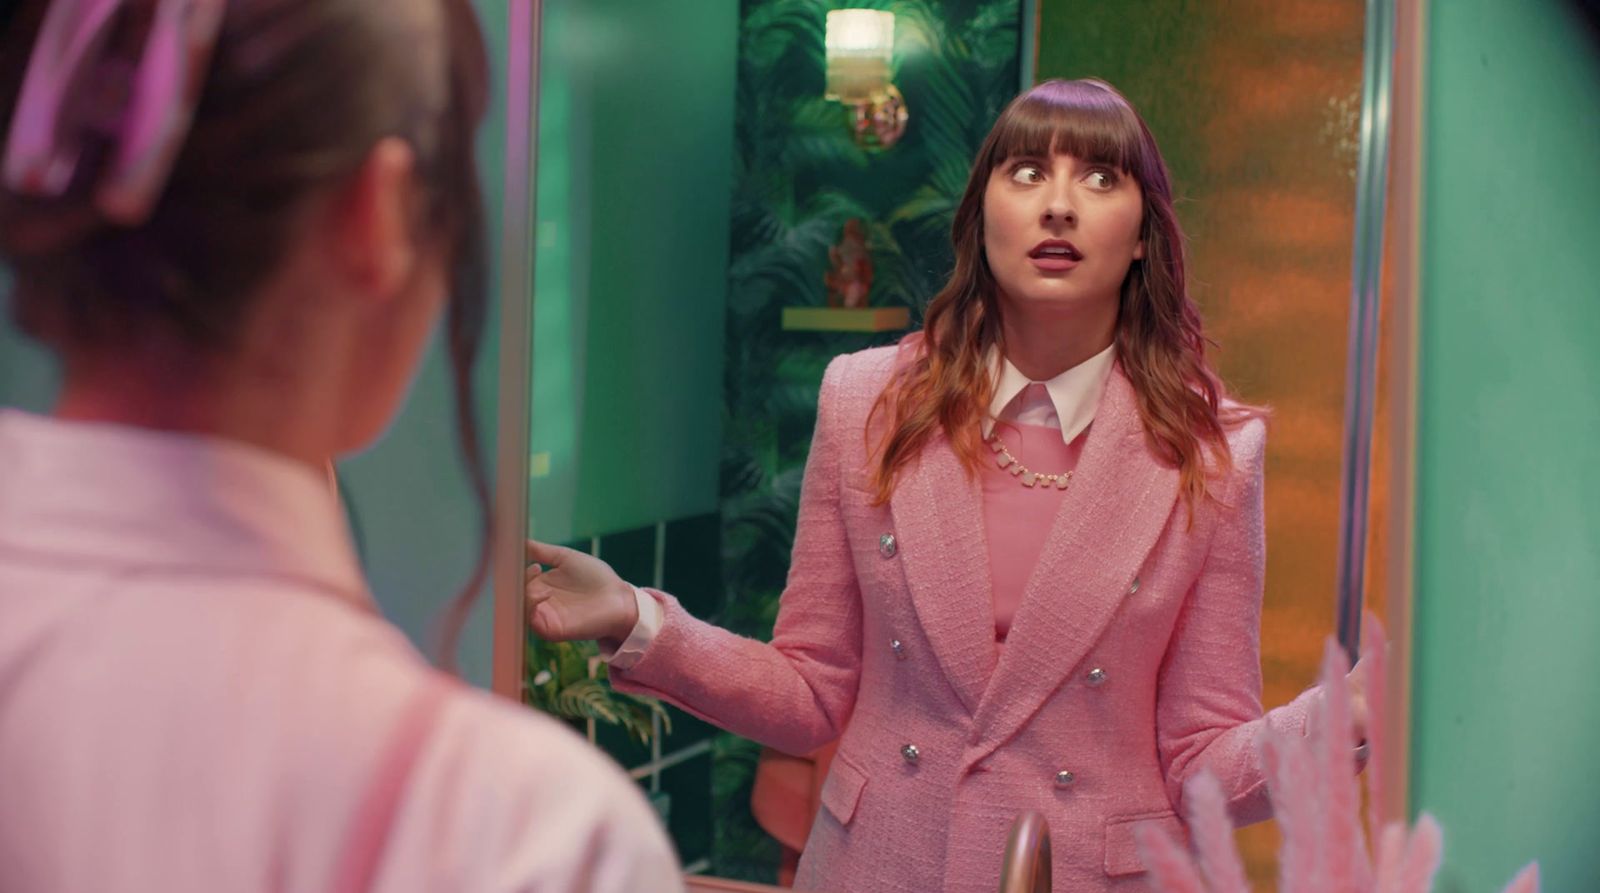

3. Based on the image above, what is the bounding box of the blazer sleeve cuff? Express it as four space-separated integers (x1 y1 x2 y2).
599 586 664 670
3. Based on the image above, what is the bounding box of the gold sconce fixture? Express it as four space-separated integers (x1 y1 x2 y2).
824 9 907 150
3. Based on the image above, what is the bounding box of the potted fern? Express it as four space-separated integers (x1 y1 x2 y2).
523 636 671 746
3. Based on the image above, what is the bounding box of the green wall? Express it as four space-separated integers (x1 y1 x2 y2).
527 0 737 544
1411 1 1600 888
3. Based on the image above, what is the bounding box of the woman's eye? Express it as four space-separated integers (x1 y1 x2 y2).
1085 170 1118 189
1010 164 1044 184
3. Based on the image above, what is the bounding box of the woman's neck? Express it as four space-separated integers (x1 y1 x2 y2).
998 304 1117 381
53 348 331 471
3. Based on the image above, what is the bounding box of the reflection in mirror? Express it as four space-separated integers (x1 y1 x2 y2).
509 0 1390 888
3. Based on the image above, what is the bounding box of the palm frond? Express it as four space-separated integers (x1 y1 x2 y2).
552 679 620 724
962 0 1021 68
739 0 827 71
887 0 953 59
888 184 958 226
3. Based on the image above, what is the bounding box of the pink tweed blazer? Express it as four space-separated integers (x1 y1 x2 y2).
612 344 1317 892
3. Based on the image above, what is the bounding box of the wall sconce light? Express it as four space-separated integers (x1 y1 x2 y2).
824 9 907 150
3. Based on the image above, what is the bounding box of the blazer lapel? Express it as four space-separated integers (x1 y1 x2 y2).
970 367 1181 758
888 433 997 715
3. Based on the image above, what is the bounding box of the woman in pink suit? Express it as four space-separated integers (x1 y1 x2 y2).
527 79 1366 892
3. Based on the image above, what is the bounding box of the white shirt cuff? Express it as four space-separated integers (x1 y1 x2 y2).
600 586 663 670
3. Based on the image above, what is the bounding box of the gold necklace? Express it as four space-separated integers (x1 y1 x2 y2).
987 432 1073 490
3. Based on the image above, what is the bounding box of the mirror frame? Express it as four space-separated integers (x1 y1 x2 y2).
491 0 541 699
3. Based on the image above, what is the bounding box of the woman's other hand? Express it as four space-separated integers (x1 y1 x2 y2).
1347 658 1372 767
524 541 640 646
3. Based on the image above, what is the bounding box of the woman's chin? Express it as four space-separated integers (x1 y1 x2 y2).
998 284 1115 316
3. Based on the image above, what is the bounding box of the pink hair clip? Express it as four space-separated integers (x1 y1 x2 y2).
2 0 225 226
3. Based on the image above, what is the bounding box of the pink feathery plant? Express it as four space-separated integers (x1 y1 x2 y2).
1136 614 1538 893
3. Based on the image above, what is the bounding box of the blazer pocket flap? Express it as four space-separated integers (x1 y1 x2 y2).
819 752 868 826
1103 811 1183 877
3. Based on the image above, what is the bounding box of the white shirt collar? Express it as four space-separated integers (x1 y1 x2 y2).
983 342 1117 445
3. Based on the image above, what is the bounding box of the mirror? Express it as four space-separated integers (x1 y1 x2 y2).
491 0 1399 886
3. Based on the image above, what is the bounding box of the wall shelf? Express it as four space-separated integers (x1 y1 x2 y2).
781 306 911 332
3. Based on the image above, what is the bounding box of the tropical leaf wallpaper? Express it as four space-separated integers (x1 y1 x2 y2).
712 0 1021 880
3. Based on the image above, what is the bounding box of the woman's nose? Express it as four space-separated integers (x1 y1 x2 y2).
1041 188 1076 226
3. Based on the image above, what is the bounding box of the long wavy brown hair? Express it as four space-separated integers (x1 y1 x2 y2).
868 78 1260 512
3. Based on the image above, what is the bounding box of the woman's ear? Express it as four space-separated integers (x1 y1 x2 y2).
1134 238 1146 260
328 137 420 303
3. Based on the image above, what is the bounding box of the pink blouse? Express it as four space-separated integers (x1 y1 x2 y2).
979 419 1087 644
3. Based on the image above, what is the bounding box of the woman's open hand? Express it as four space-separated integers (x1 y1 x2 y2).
524 541 639 646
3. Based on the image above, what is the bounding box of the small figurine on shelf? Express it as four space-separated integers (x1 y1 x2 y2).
825 217 873 309
846 86 909 151
866 86 908 149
